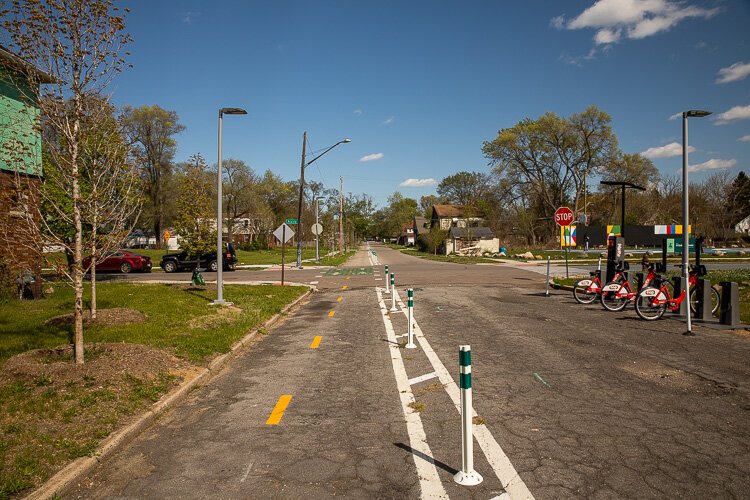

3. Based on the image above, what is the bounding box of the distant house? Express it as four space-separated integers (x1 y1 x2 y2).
412 216 429 241
398 222 415 246
0 45 54 298
445 227 500 255
428 205 499 255
429 204 486 231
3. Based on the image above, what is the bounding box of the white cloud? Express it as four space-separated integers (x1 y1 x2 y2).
399 178 437 188
641 142 694 159
688 158 738 172
353 109 362 116
381 116 395 125
560 0 720 47
716 62 750 84
668 112 682 121
739 134 750 142
715 105 750 125
550 15 566 29
358 153 384 162
594 28 621 44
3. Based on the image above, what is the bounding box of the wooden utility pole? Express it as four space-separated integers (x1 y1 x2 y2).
339 176 344 255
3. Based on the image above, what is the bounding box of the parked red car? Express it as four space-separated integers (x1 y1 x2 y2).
83 250 152 274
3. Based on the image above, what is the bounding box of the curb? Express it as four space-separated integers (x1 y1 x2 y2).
26 285 315 500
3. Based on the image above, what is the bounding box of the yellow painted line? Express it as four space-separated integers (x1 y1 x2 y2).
346 276 350 280
310 336 322 348
337 296 343 302
266 395 292 425
328 310 336 317
342 285 348 290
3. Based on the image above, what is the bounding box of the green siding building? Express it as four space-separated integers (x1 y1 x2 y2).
0 45 53 298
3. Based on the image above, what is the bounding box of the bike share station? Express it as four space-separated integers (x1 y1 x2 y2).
595 231 744 329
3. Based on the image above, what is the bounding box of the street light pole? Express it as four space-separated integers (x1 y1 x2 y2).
682 109 711 335
213 107 247 306
295 135 350 268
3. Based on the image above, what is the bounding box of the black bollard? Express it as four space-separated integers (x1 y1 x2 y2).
719 282 740 326
696 278 713 321
672 276 689 316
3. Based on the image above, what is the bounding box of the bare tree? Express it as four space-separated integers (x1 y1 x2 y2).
2 0 133 364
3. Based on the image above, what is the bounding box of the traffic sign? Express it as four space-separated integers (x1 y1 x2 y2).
554 207 574 226
163 230 171 241
273 223 295 244
311 223 323 236
285 218 298 225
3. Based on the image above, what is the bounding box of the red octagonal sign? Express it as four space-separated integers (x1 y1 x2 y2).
554 207 574 226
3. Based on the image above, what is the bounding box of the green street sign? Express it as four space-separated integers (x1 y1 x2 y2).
285 218 298 225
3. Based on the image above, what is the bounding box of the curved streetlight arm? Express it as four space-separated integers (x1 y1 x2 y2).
304 139 351 170
296 137 350 268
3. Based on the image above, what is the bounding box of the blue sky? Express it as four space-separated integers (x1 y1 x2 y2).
113 0 750 207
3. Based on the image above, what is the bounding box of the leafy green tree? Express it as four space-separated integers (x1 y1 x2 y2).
483 106 618 242
419 195 445 217
174 154 215 257
437 171 491 206
122 105 185 247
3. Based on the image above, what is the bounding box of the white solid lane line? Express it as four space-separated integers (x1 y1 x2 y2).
376 288 448 500
392 289 535 500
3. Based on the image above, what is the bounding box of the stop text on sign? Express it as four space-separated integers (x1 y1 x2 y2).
554 207 574 226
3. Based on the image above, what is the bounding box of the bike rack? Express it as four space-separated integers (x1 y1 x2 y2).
719 282 740 326
671 276 689 316
696 278 713 321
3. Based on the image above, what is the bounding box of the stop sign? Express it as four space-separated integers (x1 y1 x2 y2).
554 207 574 226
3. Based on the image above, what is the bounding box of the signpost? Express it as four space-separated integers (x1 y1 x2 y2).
311 223 323 263
273 223 295 286
555 207 574 278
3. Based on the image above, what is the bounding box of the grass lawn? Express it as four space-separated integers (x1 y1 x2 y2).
553 269 750 324
391 245 499 264
0 282 307 496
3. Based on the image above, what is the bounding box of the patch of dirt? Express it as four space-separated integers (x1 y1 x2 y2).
43 308 147 328
188 305 242 329
1 343 194 386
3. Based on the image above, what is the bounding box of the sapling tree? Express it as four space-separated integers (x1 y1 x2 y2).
2 0 134 363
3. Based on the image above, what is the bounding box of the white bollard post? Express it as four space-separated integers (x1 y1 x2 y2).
405 288 416 349
545 256 551 296
454 345 483 486
385 265 390 294
390 273 398 312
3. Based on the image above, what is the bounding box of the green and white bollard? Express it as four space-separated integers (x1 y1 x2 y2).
405 288 416 349
385 265 390 294
454 345 483 486
390 273 398 312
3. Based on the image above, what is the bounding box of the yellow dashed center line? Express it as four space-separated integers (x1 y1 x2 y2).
337 296 343 302
266 395 292 425
328 310 336 317
310 336 322 348
346 276 350 280
342 285 348 290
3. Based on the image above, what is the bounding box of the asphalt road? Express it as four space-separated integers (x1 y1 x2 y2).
68 243 750 499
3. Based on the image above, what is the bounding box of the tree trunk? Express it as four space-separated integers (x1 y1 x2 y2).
72 120 85 365
90 224 97 321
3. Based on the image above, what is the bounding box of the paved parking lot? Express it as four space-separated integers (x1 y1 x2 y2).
70 244 750 499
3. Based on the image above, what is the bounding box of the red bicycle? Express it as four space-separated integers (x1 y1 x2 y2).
635 276 688 320
600 263 658 312
573 266 627 304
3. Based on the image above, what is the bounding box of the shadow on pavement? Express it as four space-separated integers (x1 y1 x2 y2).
394 442 458 475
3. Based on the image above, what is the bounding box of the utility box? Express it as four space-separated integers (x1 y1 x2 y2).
606 236 625 282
